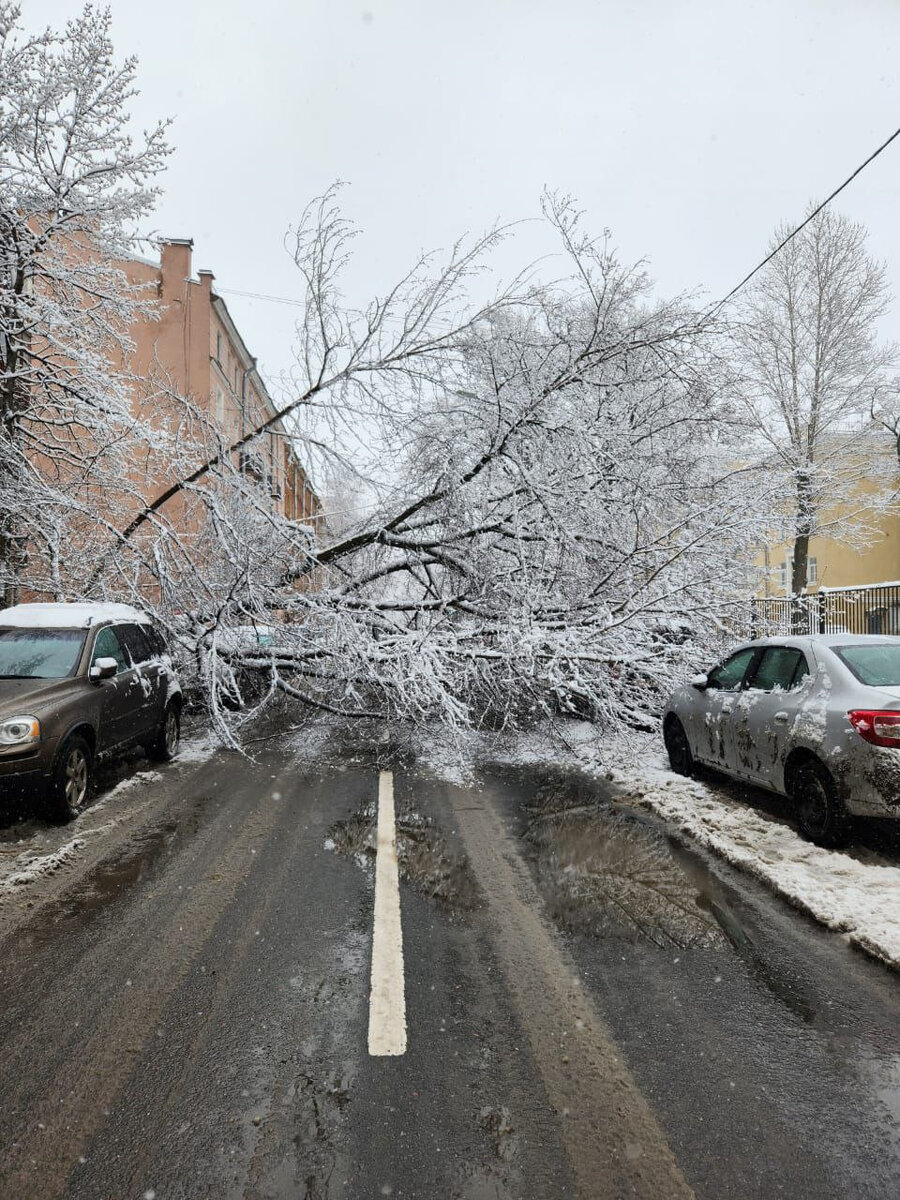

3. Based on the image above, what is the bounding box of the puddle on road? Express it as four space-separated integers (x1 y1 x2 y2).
451 1105 522 1199
668 839 820 1022
2 791 215 951
478 1105 518 1163
326 803 482 915
240 929 365 1200
865 1053 900 1140
498 765 838 1024
513 769 726 950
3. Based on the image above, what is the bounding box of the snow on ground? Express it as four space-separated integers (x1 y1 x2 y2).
413 717 900 973
88 769 164 814
3 837 86 887
176 733 220 765
609 754 900 972
0 735 218 898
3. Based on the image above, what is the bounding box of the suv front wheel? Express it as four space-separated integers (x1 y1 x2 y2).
49 734 93 823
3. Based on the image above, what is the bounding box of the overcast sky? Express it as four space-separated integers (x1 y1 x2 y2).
31 0 900 392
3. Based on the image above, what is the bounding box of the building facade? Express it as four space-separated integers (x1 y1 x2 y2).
762 526 900 596
121 238 320 527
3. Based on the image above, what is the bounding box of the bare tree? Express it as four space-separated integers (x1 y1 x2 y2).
0 0 769 740
102 193 767 740
732 206 896 602
0 1 170 605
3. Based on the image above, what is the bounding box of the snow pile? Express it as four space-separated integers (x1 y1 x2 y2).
287 717 348 765
414 718 604 784
176 735 219 765
3 837 85 888
611 758 900 971
420 716 900 972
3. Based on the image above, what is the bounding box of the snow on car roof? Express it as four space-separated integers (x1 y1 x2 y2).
741 633 900 647
812 633 900 645
0 602 151 629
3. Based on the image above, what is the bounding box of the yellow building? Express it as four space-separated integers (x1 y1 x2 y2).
761 519 900 597
759 435 899 597
753 440 900 634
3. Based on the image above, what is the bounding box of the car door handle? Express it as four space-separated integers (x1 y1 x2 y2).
774 711 789 723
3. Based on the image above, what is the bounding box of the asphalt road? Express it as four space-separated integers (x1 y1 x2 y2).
0 742 897 1199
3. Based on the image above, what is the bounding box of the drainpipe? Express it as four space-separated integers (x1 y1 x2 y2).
240 357 257 439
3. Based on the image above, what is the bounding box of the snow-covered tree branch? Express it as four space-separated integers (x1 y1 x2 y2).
0 1 170 606
0 4 782 741
730 206 898 602
136 194 770 739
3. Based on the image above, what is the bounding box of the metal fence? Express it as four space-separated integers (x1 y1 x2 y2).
750 583 900 637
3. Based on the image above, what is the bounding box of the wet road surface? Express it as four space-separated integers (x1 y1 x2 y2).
0 745 897 1198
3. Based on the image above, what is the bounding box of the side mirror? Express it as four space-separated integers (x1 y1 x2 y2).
89 656 118 682
690 673 709 691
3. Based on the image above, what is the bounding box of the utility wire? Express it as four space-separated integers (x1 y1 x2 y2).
710 122 900 316
217 123 900 319
215 285 306 308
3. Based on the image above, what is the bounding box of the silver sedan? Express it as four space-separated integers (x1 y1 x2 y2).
662 634 900 846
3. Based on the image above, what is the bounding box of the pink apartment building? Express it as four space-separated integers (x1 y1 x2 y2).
121 237 321 528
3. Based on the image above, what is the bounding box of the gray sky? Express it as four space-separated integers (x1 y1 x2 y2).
32 0 900 392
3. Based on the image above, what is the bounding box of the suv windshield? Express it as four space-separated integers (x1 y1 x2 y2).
0 628 85 679
834 643 900 687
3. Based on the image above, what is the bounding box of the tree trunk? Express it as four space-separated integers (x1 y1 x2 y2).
790 532 809 633
790 468 814 632
0 382 22 610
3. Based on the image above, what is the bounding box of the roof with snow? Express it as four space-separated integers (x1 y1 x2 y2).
0 602 150 629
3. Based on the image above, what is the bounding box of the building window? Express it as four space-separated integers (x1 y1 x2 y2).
779 556 815 591
216 331 222 361
215 388 225 425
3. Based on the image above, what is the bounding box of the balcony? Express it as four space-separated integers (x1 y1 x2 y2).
238 450 266 482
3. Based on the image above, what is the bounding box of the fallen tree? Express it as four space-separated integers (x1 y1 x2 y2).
89 193 772 740
0 2 773 738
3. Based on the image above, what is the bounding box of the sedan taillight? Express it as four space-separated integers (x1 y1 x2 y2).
848 710 900 748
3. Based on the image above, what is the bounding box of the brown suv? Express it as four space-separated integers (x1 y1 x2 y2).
0 602 182 821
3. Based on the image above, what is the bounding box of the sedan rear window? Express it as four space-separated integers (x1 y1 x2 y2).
748 647 810 692
834 644 900 687
0 628 85 678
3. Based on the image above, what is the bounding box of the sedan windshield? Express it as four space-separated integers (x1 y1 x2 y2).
0 628 85 679
834 644 900 687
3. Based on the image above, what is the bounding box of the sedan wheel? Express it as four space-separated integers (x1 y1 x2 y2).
793 761 851 848
664 717 694 776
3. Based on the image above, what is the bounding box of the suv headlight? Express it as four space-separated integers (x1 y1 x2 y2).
0 716 41 746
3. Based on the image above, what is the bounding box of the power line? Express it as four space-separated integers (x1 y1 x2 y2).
215 285 306 308
218 123 900 321
711 122 900 315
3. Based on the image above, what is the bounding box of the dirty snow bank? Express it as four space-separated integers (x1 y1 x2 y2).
417 718 900 972
4 837 86 887
610 756 900 972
